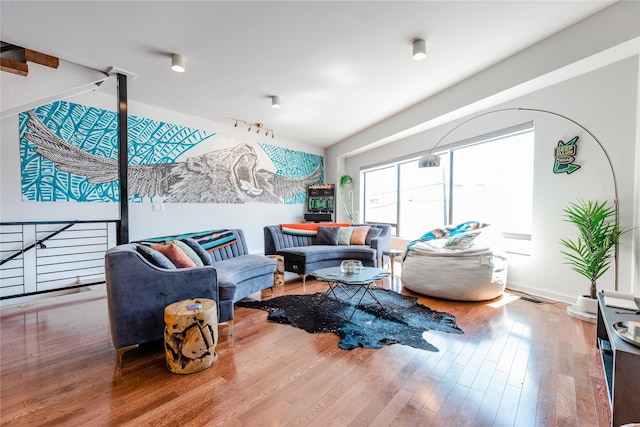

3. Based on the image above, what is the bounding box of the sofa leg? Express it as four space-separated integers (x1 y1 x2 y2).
115 344 139 368
299 274 307 290
219 320 233 336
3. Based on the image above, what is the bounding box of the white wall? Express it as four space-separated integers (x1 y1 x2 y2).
337 58 638 303
0 88 324 253
326 2 640 302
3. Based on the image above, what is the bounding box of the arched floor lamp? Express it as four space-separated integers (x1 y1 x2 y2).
418 107 620 307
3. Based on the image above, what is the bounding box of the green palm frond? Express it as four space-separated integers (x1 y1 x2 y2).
560 199 627 289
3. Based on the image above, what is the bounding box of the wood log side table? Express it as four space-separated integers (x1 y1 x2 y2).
266 254 285 287
164 298 218 374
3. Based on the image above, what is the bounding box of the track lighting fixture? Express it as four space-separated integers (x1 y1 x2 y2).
271 95 281 109
171 54 185 72
412 39 426 60
233 119 275 138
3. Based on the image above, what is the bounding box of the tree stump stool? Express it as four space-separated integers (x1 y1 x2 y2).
267 254 285 287
164 298 218 374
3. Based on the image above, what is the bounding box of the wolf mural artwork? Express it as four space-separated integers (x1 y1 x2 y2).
20 104 322 204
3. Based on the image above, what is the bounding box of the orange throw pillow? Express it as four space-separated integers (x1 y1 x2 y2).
350 226 370 245
151 243 197 268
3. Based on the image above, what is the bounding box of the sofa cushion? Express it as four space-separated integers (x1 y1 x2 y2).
365 227 382 245
350 226 370 245
179 238 213 266
173 240 204 267
279 245 376 265
338 227 354 245
315 226 340 245
151 243 197 268
135 245 177 270
214 255 276 300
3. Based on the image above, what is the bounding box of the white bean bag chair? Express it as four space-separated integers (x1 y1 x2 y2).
401 230 507 301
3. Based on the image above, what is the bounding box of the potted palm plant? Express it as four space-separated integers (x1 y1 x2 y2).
560 199 626 312
339 175 353 192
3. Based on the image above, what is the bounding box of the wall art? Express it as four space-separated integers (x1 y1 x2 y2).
553 136 581 174
20 101 322 204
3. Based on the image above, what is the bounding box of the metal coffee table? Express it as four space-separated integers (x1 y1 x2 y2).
312 266 390 320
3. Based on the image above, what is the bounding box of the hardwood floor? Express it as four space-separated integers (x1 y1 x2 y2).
0 275 610 426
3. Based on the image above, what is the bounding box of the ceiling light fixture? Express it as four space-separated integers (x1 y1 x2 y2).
271 95 281 109
233 119 275 138
412 39 426 61
171 54 185 72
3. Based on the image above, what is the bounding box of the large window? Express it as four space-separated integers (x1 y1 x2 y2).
362 166 397 233
363 124 534 241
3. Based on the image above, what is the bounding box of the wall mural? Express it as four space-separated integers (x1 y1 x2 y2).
19 101 323 204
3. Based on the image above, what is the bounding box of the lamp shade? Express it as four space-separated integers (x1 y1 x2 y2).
418 153 440 168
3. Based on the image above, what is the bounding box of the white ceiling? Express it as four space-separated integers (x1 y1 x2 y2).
0 1 616 147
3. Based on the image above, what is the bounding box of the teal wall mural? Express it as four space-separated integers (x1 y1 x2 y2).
259 144 324 204
20 101 323 204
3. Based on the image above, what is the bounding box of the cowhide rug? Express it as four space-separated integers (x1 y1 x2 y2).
237 287 463 351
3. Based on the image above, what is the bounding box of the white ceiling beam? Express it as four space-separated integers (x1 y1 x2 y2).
1 59 108 119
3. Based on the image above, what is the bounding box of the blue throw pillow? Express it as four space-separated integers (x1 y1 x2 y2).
365 227 382 245
314 226 340 246
136 244 177 270
179 238 213 266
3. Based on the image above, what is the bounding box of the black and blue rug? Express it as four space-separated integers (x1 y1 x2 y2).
237 287 463 351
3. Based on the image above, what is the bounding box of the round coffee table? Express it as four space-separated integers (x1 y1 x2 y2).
312 266 390 320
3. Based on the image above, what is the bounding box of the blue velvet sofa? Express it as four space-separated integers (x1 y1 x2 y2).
263 223 391 286
104 229 275 365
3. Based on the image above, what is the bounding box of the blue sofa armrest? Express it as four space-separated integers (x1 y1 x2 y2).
105 244 218 350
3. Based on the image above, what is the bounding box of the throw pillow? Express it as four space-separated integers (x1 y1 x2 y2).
445 231 480 250
179 238 213 266
151 243 197 268
136 245 177 270
173 240 204 267
338 227 354 245
365 227 382 245
350 226 370 245
314 226 340 245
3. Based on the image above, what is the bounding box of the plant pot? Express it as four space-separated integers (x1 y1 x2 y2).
577 294 598 314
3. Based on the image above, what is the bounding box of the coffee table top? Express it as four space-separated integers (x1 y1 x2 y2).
312 266 389 285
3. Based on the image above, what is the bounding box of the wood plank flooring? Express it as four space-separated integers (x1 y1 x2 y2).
0 275 610 426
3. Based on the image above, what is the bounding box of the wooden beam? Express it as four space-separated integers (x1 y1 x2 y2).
0 58 28 76
24 49 59 69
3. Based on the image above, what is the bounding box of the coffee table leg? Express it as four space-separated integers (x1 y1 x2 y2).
316 280 386 321
363 284 384 309
320 282 353 320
